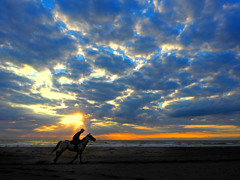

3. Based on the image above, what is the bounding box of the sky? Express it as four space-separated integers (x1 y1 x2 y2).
0 0 240 140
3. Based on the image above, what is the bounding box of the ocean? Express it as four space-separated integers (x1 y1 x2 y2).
1 139 240 147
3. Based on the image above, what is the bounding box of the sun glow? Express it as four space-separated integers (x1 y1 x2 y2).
33 112 85 132
59 112 85 131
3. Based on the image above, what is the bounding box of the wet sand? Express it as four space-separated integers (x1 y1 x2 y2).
1 146 240 180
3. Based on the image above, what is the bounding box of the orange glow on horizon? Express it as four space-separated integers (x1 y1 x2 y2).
19 131 240 140
95 132 240 140
184 125 238 129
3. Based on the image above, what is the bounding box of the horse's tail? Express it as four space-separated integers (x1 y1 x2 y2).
52 141 62 153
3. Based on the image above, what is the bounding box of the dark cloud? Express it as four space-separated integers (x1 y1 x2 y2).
55 0 143 44
94 53 134 75
178 1 240 51
67 58 92 79
178 85 221 98
208 72 239 90
0 0 76 69
231 64 240 78
0 70 31 92
169 98 240 118
137 13 180 47
80 81 127 102
55 0 121 24
190 52 239 74
179 16 217 46
0 101 58 132
113 91 161 123
128 37 159 55
119 54 188 90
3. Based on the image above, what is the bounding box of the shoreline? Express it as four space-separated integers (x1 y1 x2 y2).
1 146 240 179
1 139 240 147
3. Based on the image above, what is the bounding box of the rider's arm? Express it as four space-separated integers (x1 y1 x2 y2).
73 131 82 140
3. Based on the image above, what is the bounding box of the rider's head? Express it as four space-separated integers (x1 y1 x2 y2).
81 128 85 132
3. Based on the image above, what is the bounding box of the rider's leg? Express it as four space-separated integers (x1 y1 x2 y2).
74 144 78 151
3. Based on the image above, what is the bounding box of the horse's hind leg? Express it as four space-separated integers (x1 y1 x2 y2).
53 150 62 163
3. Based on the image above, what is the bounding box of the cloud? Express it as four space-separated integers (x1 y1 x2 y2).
55 0 121 24
0 0 76 70
169 98 240 117
113 91 161 123
127 36 159 56
54 0 142 45
178 0 240 52
119 54 189 90
1 0 240 139
80 80 127 102
94 53 134 75
0 69 31 92
67 58 92 79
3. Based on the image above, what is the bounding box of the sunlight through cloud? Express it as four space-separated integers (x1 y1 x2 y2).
59 112 85 131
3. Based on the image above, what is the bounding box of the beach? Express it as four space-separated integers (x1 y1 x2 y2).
1 146 240 180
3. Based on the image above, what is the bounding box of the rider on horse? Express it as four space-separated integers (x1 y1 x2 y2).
70 128 84 151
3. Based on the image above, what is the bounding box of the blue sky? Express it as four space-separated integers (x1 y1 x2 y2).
0 0 240 139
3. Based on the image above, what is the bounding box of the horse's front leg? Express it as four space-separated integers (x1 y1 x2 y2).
68 152 79 164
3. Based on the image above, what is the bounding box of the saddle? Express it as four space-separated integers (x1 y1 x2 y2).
70 139 83 145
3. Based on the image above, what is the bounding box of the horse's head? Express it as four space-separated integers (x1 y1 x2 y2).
87 133 96 141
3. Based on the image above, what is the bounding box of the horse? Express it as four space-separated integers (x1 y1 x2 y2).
52 133 96 164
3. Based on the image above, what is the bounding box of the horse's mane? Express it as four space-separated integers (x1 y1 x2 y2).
79 134 89 143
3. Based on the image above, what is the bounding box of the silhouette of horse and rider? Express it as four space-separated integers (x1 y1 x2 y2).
52 128 96 164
